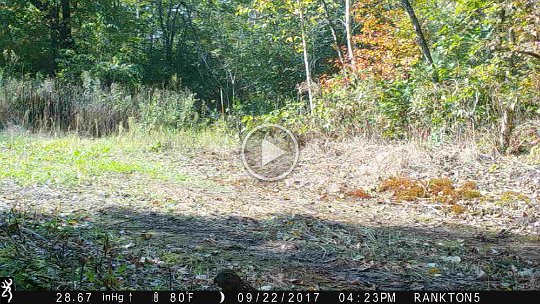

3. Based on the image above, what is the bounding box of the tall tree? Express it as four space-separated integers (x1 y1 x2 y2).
344 0 355 65
156 0 185 67
297 0 314 113
28 0 75 73
320 0 345 67
400 0 438 82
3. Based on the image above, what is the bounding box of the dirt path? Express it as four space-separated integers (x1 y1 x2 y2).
1 138 539 290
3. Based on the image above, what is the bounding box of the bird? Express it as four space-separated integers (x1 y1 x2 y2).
214 269 257 292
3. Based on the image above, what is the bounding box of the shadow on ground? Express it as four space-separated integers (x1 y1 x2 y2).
1 206 539 291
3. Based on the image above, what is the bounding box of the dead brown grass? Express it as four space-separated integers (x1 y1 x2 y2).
378 176 482 204
347 188 372 199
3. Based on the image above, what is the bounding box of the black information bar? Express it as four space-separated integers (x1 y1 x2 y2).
4 291 539 304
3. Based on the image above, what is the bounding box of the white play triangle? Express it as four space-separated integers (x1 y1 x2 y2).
261 137 286 166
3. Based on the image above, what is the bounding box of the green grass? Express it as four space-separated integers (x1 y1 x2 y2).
0 128 235 186
0 127 236 290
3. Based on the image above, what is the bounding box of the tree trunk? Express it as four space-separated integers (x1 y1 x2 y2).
497 7 517 154
345 0 355 65
401 0 438 83
28 0 74 73
320 0 345 67
297 0 314 114
59 0 73 49
499 102 515 153
157 1 173 65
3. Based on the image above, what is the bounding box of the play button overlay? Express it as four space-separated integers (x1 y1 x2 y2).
261 138 287 166
241 124 299 181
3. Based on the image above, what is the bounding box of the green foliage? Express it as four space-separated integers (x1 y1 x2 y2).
378 81 413 139
288 0 538 141
139 89 199 131
241 100 310 133
0 0 538 143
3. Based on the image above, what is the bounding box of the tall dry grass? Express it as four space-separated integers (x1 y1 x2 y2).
0 76 199 136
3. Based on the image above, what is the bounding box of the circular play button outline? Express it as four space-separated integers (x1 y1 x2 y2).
241 123 299 181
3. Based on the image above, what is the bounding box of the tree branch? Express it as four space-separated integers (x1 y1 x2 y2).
28 0 48 11
516 50 540 60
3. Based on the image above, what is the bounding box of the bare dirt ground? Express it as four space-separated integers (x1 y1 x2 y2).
1 138 539 290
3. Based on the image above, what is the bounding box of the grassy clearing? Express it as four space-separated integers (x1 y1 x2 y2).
1 129 538 291
0 127 237 289
0 127 236 186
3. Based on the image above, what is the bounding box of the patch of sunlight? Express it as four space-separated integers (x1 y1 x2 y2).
0 133 189 185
